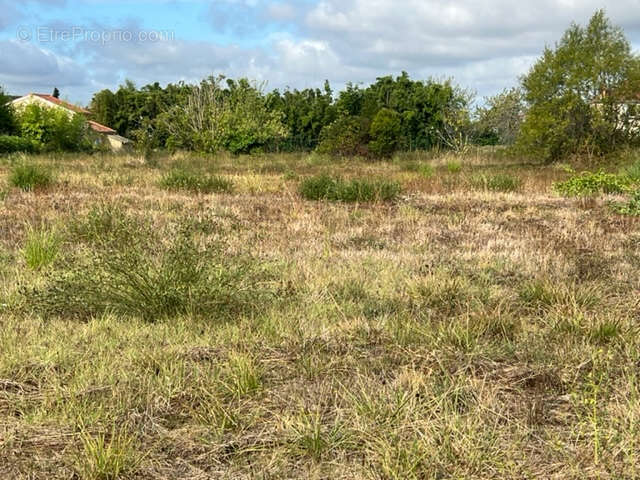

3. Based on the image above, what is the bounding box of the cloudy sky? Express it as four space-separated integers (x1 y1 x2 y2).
1 0 639 105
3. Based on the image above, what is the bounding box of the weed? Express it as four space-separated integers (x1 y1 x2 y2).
299 175 401 202
223 353 262 397
554 170 631 196
9 163 54 192
77 425 139 480
471 173 522 192
611 189 640 216
160 168 234 194
22 226 60 270
446 160 462 173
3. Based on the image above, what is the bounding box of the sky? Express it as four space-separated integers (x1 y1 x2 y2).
1 0 639 105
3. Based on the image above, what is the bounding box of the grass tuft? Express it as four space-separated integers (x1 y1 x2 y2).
159 168 234 194
9 163 54 192
22 226 60 270
471 173 522 192
299 175 401 202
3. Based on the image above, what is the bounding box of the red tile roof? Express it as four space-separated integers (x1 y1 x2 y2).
88 120 116 134
32 93 90 114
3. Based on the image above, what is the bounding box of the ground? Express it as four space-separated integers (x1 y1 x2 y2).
0 150 639 479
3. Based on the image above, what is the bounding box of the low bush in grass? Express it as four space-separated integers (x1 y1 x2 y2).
9 163 54 192
25 215 276 321
0 135 37 154
611 189 640 216
554 170 631 197
471 173 522 192
300 175 401 202
622 159 640 183
160 168 233 194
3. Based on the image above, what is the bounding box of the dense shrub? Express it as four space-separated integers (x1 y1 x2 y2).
159 168 234 194
554 170 631 196
17 104 92 152
369 108 402 158
0 87 16 135
9 163 54 192
471 173 522 192
316 116 368 157
299 175 401 202
0 135 37 153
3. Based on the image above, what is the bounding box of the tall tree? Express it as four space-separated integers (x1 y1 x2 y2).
519 10 640 161
0 86 16 135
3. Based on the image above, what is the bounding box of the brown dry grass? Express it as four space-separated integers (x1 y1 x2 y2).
0 150 639 479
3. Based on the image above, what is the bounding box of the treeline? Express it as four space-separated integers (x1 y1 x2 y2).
89 73 480 157
2 10 639 161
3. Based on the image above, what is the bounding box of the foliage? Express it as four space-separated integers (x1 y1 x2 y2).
299 175 401 202
316 115 368 157
369 108 403 158
621 158 640 182
17 104 91 152
159 168 234 194
611 189 640 215
0 86 16 135
554 170 631 196
9 162 54 191
473 88 524 145
518 10 640 162
471 173 522 192
0 135 36 153
161 77 287 154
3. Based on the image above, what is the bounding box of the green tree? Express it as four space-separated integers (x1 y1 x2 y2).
0 86 16 135
17 104 90 152
519 10 640 161
473 88 524 145
369 108 402 157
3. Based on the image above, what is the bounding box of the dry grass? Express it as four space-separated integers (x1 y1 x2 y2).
1 150 639 479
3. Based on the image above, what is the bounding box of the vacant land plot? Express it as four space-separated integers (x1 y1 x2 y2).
1 150 639 479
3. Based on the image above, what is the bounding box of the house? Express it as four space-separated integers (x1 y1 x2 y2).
9 93 131 151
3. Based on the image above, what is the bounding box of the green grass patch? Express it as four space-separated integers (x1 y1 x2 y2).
159 168 234 194
22 226 60 270
299 175 401 202
9 163 54 192
470 173 522 192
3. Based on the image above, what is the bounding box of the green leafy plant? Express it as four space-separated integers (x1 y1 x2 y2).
9 163 54 192
0 135 37 154
554 170 631 197
159 168 233 194
611 189 640 215
369 108 402 158
299 175 401 202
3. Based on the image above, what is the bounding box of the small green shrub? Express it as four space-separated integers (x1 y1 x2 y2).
9 163 54 192
316 116 368 157
299 175 401 202
0 135 37 154
611 189 640 216
160 168 233 194
471 173 522 192
22 227 60 270
622 159 640 182
554 170 630 197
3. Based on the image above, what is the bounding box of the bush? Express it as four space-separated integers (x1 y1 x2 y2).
471 173 522 192
0 135 37 154
369 108 402 158
160 168 234 194
316 116 368 157
611 189 640 216
22 227 60 270
300 175 401 202
17 104 92 152
554 170 631 197
26 219 275 321
9 163 54 192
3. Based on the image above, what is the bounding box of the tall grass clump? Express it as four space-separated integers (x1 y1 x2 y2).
26 215 275 321
22 226 60 270
471 173 522 192
77 425 139 480
159 168 233 194
9 163 54 192
554 170 630 196
299 175 401 202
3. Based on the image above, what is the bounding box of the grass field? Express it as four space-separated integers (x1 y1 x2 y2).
1 149 639 479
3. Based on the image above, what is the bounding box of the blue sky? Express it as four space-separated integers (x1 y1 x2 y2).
1 0 639 105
